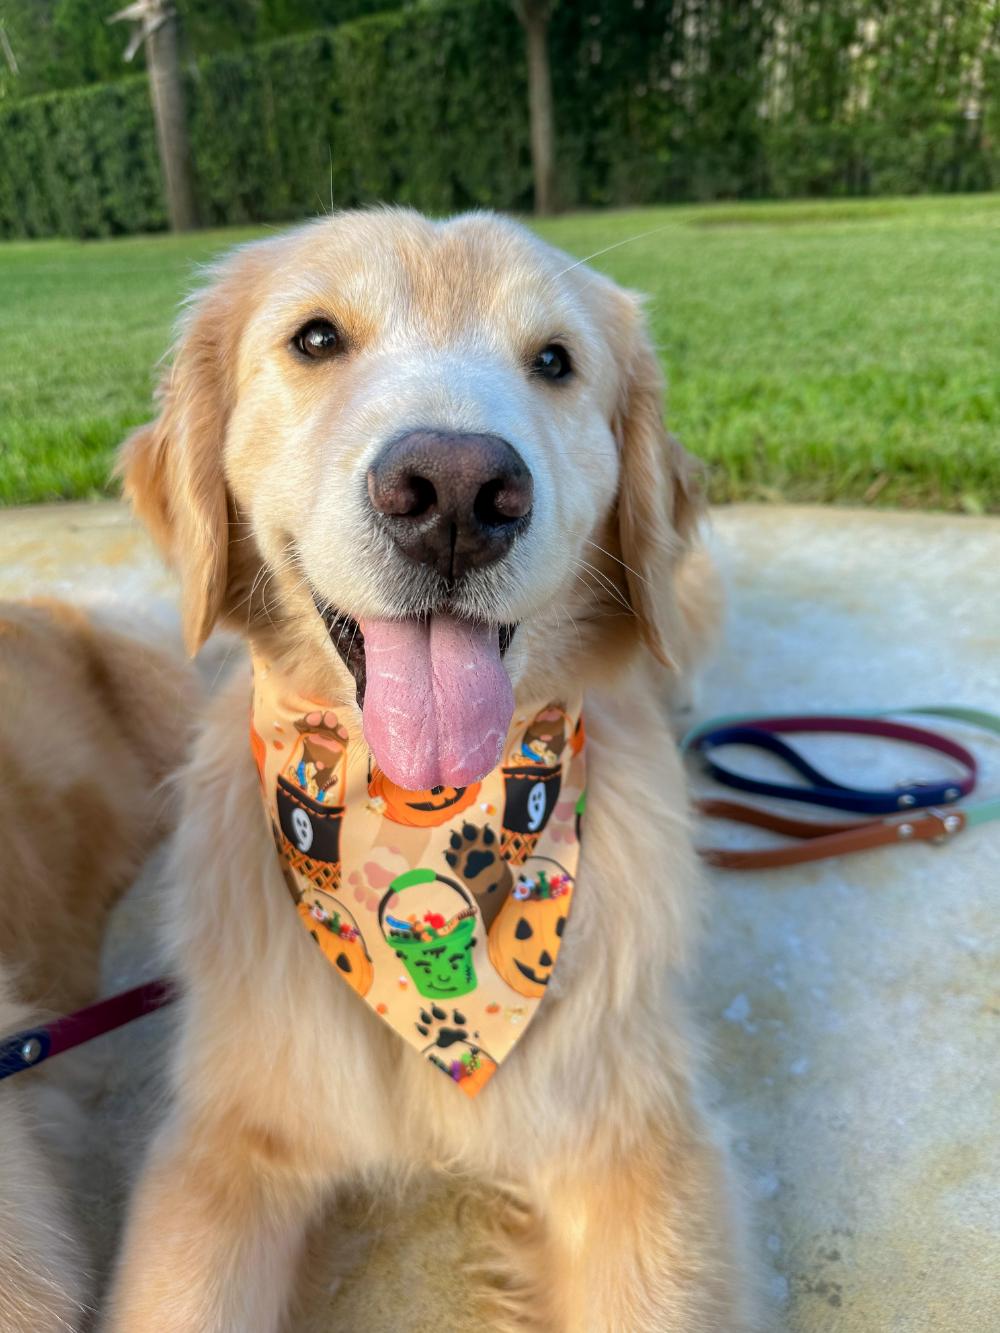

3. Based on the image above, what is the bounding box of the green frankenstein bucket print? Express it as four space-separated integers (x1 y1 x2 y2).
379 868 479 999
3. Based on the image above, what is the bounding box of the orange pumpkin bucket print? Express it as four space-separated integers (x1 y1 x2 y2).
296 893 373 997
487 858 573 998
369 768 481 828
276 710 349 894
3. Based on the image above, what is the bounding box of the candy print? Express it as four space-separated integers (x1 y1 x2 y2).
425 1039 497 1097
379 869 479 1000
499 707 572 865
295 894 373 997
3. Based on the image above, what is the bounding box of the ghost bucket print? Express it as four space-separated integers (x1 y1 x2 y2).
275 710 349 892
379 869 479 999
500 706 569 865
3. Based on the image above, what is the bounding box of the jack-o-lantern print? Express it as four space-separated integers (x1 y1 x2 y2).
296 892 373 996
368 767 481 828
500 707 570 865
487 857 573 998
379 869 479 1000
276 710 349 891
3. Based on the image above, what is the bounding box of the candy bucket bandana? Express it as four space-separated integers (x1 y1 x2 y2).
251 656 585 1096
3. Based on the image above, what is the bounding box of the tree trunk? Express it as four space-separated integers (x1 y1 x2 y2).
517 1 556 216
145 8 197 232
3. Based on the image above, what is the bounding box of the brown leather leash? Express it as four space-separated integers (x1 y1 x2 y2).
696 798 964 870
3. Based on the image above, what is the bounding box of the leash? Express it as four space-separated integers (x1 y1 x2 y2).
0 979 175 1083
684 707 1000 871
690 715 976 814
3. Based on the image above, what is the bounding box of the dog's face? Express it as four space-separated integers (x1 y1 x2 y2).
123 209 697 788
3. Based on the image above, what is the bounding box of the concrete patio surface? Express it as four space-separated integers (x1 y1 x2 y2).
2 500 998 1331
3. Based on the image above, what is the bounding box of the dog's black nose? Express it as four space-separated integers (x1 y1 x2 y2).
367 430 533 579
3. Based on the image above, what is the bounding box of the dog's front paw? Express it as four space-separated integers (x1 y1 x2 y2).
444 822 512 928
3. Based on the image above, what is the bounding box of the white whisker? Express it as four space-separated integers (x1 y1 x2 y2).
554 222 674 278
584 537 652 588
573 557 633 613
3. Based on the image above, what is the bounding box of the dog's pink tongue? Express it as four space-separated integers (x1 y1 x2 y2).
362 615 513 791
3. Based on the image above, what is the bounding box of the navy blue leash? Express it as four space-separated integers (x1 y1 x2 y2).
688 714 976 815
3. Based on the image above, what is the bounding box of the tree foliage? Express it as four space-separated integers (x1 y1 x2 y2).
0 0 406 100
1 0 999 238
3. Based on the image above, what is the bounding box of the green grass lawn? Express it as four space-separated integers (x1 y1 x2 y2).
1 194 998 510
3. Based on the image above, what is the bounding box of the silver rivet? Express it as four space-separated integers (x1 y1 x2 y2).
898 793 916 808
19 1038 42 1065
945 788 960 802
898 823 914 839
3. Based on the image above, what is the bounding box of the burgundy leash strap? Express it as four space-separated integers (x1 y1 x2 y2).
0 978 176 1083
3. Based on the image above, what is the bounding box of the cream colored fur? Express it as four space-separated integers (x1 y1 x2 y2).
0 598 198 1332
105 208 757 1331
0 972 85 1333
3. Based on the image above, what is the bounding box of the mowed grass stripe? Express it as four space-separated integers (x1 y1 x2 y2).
1 196 998 510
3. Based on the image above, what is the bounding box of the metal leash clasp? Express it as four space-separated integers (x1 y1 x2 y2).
0 1027 51 1081
926 807 964 846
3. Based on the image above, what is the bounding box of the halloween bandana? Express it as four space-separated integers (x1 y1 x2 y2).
250 656 585 1096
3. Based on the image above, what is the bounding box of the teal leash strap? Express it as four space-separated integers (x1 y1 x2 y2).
906 710 1000 828
964 796 1000 830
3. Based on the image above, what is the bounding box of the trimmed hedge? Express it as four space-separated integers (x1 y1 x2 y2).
188 32 341 226
0 78 165 238
189 4 530 225
2 0 1000 239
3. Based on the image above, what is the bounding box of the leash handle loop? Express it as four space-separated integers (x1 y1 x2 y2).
690 715 977 815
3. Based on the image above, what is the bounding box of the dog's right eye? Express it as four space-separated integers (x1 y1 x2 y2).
292 319 343 360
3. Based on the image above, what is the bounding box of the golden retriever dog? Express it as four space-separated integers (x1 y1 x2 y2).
106 209 756 1332
0 598 196 1332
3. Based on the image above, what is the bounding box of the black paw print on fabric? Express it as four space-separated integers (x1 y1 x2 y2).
444 823 512 929
415 1004 478 1051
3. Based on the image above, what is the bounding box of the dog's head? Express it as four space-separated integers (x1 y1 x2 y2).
122 209 699 788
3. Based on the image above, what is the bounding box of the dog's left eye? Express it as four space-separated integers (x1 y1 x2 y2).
292 319 343 360
531 344 572 381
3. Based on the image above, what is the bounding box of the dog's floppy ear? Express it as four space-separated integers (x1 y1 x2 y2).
118 259 249 655
611 291 703 670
